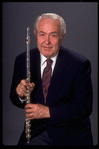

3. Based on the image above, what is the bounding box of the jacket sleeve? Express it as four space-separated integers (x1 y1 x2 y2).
10 56 26 108
49 60 93 126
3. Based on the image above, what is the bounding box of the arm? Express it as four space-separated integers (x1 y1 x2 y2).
49 60 93 125
10 56 24 108
10 56 34 108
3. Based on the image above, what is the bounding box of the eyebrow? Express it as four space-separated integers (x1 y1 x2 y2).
50 32 58 34
39 31 58 34
39 31 45 33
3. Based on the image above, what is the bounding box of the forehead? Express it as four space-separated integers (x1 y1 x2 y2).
37 17 61 33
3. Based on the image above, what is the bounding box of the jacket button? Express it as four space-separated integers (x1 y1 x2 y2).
50 139 54 143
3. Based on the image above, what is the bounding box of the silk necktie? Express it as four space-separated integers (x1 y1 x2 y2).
42 59 53 104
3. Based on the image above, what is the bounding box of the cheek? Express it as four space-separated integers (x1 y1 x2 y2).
37 37 42 46
52 38 61 47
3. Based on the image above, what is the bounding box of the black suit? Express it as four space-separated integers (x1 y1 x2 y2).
10 46 93 145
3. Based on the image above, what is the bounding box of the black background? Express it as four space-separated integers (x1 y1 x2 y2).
2 2 98 145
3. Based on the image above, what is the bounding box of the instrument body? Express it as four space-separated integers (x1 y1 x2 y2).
25 27 31 143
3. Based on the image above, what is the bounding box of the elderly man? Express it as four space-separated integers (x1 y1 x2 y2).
10 13 93 145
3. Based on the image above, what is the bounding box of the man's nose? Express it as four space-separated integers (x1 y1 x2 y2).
45 35 50 45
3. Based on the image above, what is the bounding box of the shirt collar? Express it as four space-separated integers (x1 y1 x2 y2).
40 52 58 66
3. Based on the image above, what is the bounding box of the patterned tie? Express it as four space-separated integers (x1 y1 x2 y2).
42 59 53 104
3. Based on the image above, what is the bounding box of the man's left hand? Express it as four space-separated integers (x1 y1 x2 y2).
25 103 50 120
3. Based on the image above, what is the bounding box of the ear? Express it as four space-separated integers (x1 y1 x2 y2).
60 33 66 44
34 29 36 35
62 33 66 40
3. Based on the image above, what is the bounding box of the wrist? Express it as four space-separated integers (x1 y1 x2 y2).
37 104 50 118
43 106 50 118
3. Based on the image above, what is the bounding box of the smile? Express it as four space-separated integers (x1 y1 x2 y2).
43 46 52 49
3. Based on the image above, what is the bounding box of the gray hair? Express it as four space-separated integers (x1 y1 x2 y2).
34 13 66 36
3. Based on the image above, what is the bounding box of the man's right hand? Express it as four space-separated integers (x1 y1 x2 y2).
16 79 35 99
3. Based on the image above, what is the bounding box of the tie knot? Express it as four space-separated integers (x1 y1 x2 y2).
46 59 53 67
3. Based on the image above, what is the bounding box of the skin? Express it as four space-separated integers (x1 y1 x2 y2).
16 16 65 120
34 17 65 58
16 79 35 98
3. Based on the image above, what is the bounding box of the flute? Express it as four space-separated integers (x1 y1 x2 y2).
25 27 31 143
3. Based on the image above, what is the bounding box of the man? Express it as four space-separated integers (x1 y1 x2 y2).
10 13 93 145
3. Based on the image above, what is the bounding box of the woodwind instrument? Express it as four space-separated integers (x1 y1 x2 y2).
25 27 31 143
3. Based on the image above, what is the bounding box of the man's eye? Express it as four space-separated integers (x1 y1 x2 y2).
52 35 55 37
40 34 44 36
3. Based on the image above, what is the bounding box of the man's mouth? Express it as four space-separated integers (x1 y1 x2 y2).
43 46 52 49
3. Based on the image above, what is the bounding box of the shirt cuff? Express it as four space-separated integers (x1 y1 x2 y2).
18 96 27 103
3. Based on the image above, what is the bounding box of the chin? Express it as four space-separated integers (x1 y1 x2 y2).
39 47 55 58
42 50 52 58
43 53 52 58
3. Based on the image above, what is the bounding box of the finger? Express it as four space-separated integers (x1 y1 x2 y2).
25 108 33 113
30 83 35 88
30 83 35 91
25 104 37 111
17 85 23 96
21 79 28 88
16 82 26 97
19 80 27 94
25 113 34 119
18 86 26 97
20 85 27 94
25 103 34 109
18 90 22 97
18 83 21 89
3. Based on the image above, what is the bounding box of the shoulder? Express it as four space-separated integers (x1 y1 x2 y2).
59 46 91 74
15 47 39 62
60 46 88 64
60 46 89 65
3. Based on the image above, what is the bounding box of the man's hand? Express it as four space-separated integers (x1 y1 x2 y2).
25 103 50 120
16 79 35 99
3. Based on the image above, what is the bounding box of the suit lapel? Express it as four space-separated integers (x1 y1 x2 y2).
30 49 44 104
31 47 68 105
46 48 68 105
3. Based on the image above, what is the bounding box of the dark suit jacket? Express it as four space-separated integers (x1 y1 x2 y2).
10 46 93 145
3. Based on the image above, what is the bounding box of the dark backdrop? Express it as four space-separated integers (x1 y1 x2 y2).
2 2 98 145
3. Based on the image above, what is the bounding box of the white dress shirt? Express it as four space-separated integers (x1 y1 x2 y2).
40 52 58 78
19 52 58 103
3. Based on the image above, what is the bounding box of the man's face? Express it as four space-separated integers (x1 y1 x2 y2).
34 17 65 58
